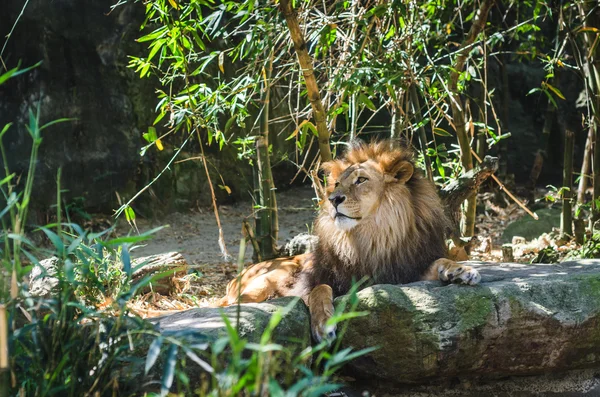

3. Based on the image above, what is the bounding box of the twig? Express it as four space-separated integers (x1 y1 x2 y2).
197 130 232 262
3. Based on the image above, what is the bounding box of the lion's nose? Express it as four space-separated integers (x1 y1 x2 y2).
328 194 346 208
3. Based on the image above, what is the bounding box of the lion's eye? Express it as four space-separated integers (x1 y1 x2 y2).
355 177 368 185
335 181 340 188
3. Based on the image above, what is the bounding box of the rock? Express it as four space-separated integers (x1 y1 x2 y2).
151 297 310 348
131 251 188 295
28 257 60 298
338 259 600 384
283 233 319 256
501 207 561 243
145 260 600 389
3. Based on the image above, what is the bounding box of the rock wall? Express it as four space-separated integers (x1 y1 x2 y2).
0 1 151 213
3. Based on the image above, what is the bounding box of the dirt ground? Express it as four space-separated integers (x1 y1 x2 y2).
118 185 319 311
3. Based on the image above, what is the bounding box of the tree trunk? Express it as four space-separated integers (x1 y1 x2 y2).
280 0 332 162
440 155 499 240
447 0 495 237
561 130 575 237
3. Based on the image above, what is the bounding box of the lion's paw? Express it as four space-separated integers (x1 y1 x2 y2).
311 321 337 344
439 265 481 285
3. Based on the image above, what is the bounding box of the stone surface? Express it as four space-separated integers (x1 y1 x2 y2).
501 207 561 243
147 259 600 388
151 296 310 348
339 259 600 384
131 251 188 295
28 256 60 298
283 232 319 256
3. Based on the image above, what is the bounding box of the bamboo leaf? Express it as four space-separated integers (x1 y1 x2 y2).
433 127 452 137
39 118 74 131
358 93 376 111
544 82 566 100
184 348 213 373
145 336 163 375
218 51 225 73
143 127 158 143
121 244 131 276
167 0 180 9
40 227 65 256
155 138 164 151
160 344 178 396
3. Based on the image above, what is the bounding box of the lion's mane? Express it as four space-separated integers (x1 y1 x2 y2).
307 141 449 296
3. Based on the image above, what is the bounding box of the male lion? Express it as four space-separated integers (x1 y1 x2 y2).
218 141 480 341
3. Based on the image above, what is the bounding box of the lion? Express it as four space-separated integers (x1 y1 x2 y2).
218 141 480 341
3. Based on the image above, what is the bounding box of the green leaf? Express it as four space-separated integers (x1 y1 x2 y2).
40 227 65 256
39 118 74 132
0 66 19 85
160 344 178 396
125 206 136 222
143 126 158 143
122 244 131 276
1 122 13 138
433 127 452 137
544 82 566 100
358 93 376 111
224 116 236 133
145 337 163 375
147 39 165 62
183 348 213 373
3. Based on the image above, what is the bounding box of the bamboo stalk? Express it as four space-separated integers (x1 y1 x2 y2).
498 54 510 178
562 130 575 237
242 220 261 263
447 0 495 237
254 58 277 260
280 0 332 162
409 85 433 182
577 1 600 222
577 126 594 206
0 304 7 397
256 135 276 260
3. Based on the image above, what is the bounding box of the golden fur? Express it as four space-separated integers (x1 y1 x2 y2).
219 141 480 341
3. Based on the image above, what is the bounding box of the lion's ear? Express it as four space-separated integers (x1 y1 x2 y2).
321 161 335 176
385 160 414 183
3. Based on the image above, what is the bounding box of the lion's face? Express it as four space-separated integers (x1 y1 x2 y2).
322 155 414 231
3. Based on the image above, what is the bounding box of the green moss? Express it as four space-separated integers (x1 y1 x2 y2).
454 290 494 332
573 274 600 306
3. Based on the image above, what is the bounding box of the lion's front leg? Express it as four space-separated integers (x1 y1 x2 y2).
307 284 336 342
426 258 481 285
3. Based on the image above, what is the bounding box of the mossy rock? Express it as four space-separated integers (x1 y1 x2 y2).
501 207 561 243
337 260 600 384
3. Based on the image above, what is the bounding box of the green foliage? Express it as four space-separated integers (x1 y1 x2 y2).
531 246 560 264
119 0 555 185
0 103 370 397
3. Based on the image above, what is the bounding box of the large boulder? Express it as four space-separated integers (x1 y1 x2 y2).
340 259 600 384
150 260 600 388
